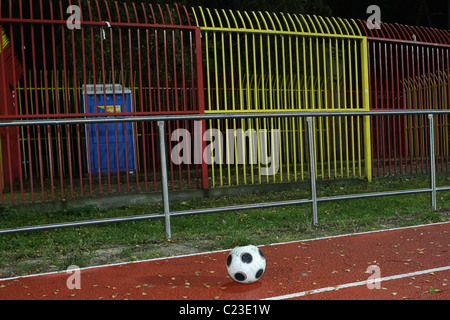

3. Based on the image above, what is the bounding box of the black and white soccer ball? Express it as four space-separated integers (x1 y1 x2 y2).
226 245 266 284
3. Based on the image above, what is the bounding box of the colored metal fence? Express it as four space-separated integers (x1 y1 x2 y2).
0 1 448 207
358 20 450 177
0 1 207 205
192 7 372 187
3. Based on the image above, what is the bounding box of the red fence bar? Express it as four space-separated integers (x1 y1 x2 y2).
358 20 450 177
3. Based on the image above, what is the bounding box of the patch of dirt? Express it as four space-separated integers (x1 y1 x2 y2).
89 239 218 265
377 209 450 228
0 239 217 279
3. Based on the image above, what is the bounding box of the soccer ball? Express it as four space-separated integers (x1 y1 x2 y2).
226 245 266 284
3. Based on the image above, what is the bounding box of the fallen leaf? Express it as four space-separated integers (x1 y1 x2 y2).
428 286 444 294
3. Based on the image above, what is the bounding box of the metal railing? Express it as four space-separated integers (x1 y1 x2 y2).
0 109 448 237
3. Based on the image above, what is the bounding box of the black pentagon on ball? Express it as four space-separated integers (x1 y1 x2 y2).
258 249 265 259
234 272 246 282
241 252 253 264
227 254 232 267
255 268 264 279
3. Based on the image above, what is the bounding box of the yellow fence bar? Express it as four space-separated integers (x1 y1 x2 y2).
193 7 372 187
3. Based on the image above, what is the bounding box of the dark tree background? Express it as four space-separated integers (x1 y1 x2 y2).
175 0 448 29
326 0 448 30
2 0 447 28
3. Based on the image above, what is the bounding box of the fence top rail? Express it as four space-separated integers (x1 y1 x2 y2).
0 109 448 127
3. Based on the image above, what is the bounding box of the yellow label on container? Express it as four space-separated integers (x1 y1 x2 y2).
98 105 121 113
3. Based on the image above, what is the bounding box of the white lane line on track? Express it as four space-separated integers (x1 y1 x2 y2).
262 266 450 300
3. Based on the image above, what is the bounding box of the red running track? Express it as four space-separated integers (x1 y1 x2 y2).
0 222 448 301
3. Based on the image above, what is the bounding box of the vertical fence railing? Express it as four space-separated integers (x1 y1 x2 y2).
1 2 449 208
192 7 373 187
357 20 450 178
157 120 171 239
306 117 318 225
0 1 209 205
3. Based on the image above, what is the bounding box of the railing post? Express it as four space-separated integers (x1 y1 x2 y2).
428 114 437 211
307 117 318 226
360 37 373 182
157 121 172 239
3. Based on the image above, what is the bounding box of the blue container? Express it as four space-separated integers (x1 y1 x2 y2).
82 84 135 173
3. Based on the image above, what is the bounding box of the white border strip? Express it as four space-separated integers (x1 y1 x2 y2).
1 221 448 282
262 266 450 300
266 221 450 248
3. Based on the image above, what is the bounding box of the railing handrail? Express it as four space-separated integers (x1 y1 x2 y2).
0 108 449 127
